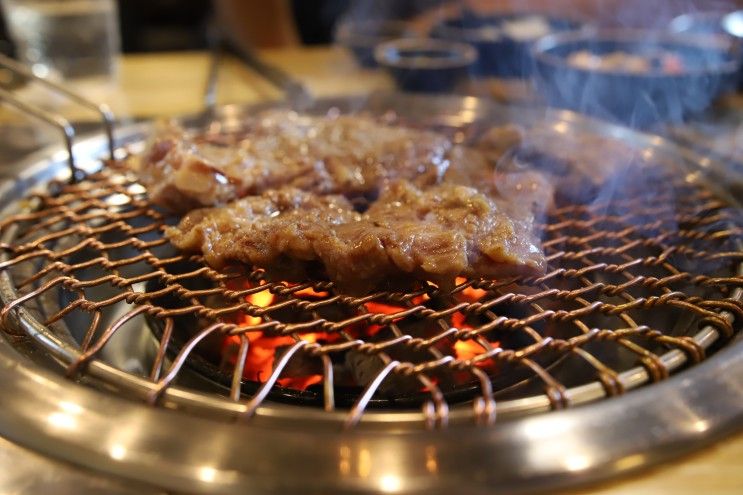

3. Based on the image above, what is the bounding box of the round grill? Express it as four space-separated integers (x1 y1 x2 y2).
0 101 740 430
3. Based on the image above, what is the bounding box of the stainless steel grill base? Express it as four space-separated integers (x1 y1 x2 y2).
0 94 741 494
0 327 741 494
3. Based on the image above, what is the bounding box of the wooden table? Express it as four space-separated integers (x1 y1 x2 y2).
110 46 394 118
2 46 743 494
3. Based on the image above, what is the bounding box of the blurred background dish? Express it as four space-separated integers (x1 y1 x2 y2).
533 29 740 127
335 18 414 67
722 10 743 86
668 9 743 88
431 11 585 78
374 37 476 93
669 11 731 35
724 9 743 39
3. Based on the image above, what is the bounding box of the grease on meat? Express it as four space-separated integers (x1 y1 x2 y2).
134 111 555 293
167 178 549 294
131 111 453 211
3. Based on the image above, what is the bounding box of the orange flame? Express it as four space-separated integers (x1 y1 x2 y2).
294 286 329 298
453 339 484 361
365 301 406 316
449 305 499 367
363 301 407 337
222 284 323 391
456 277 487 301
411 293 430 305
243 288 274 326
278 374 323 389
451 311 469 330
220 279 498 393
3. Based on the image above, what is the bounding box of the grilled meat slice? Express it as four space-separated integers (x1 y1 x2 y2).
166 188 359 273
131 111 453 211
167 177 549 294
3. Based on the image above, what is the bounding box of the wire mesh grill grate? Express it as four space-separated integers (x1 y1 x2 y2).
0 160 741 428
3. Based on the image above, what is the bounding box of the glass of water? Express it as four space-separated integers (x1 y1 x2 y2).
0 0 120 83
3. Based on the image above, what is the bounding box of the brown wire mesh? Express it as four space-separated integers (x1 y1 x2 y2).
0 161 741 428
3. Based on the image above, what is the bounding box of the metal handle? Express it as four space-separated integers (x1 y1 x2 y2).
203 28 312 112
0 54 117 182
0 86 78 181
228 43 312 107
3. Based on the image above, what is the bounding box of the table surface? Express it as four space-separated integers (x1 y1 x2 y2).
1 46 742 495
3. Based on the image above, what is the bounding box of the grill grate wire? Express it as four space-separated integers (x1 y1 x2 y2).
0 160 740 428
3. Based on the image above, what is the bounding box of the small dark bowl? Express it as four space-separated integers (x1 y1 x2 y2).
432 12 584 78
533 30 740 127
336 19 414 68
374 38 477 93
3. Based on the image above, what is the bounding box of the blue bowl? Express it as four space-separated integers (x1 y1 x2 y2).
533 30 740 127
375 38 477 93
432 12 584 78
336 19 414 68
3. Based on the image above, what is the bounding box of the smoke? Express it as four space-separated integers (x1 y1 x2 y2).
454 0 740 27
330 0 740 220
594 0 738 28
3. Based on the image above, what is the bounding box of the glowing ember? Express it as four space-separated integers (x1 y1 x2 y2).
294 286 329 298
278 374 322 390
456 277 487 301
453 339 484 361
365 301 406 316
451 311 468 330
449 306 498 366
451 311 480 361
218 279 500 395
363 301 407 337
234 327 325 389
243 288 274 326
222 284 324 391
411 294 430 305
245 333 295 382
